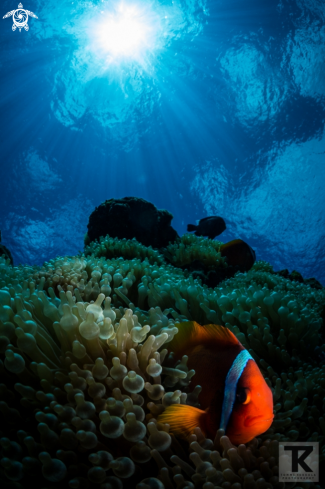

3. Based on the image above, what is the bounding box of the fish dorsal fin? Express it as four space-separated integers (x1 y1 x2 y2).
199 216 217 222
169 321 240 357
220 239 243 251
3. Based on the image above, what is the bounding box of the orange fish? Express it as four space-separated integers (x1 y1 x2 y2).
158 321 274 444
220 239 256 270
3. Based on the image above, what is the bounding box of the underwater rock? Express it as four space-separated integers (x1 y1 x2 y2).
0 231 13 266
274 269 323 289
86 197 179 249
274 268 290 278
305 277 324 289
289 269 304 283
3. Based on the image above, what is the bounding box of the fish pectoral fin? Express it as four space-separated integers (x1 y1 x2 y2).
158 404 207 438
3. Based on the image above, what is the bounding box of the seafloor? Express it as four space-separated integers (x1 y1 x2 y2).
0 233 324 489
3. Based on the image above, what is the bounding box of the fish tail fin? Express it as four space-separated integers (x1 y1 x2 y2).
187 224 197 232
158 404 207 438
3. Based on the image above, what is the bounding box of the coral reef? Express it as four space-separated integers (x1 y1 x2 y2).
86 198 179 249
0 239 324 488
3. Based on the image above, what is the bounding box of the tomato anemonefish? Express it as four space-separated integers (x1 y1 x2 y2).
220 239 256 270
158 321 274 444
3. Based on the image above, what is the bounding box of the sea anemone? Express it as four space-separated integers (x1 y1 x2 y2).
84 235 166 267
163 234 226 270
0 248 324 488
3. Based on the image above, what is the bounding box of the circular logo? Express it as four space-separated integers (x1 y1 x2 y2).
13 8 28 28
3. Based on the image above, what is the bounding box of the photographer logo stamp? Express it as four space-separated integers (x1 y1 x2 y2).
3 3 38 32
279 442 319 482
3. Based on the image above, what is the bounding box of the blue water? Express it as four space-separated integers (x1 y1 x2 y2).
1 0 324 284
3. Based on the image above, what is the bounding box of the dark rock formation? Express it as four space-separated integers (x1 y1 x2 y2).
304 277 323 289
273 269 323 289
0 231 13 265
86 197 179 249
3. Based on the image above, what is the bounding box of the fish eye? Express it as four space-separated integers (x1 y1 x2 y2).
236 387 250 404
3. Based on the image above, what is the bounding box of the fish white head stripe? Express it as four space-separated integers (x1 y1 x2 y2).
219 349 254 432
